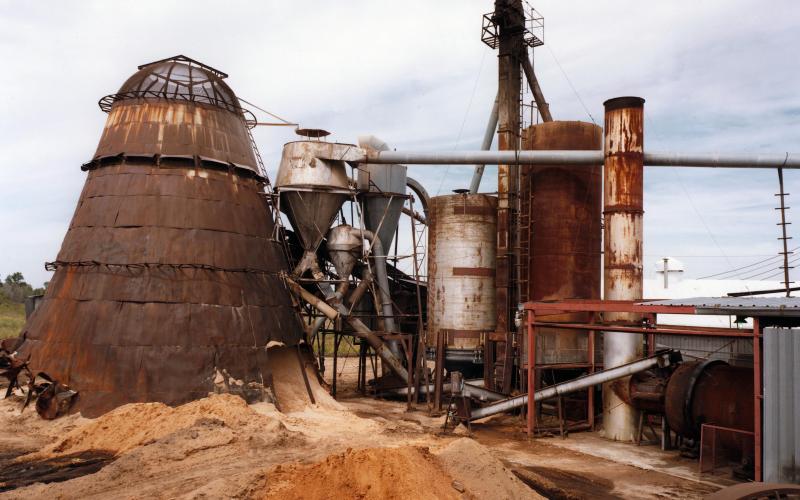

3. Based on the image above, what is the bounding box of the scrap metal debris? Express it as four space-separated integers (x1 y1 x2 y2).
1 345 77 419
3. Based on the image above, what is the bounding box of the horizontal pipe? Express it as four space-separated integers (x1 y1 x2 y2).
644 151 799 168
467 350 677 421
532 321 755 338
383 381 504 402
364 150 601 165
356 150 800 169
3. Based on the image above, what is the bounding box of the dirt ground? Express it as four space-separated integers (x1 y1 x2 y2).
0 353 722 499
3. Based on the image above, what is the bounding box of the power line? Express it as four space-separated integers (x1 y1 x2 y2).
697 247 799 279
435 50 487 196
758 267 796 282
738 255 800 281
545 45 595 124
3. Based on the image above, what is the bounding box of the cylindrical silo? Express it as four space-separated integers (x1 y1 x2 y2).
522 121 602 364
427 193 497 375
16 56 303 416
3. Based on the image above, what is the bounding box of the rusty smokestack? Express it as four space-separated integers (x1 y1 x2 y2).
17 55 304 416
602 96 645 441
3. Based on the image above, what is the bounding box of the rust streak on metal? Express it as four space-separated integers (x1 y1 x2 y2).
16 57 303 417
521 121 602 366
602 96 646 441
428 194 497 369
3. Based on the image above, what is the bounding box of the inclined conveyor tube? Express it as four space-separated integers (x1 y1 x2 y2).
465 350 679 421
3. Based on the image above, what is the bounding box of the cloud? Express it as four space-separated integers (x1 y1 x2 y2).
0 0 798 287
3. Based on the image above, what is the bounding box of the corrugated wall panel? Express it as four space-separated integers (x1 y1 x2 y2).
763 327 800 484
655 335 752 365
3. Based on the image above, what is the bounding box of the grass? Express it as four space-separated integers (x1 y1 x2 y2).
0 300 25 339
317 333 361 357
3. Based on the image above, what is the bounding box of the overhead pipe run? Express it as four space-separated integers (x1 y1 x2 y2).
350 150 800 169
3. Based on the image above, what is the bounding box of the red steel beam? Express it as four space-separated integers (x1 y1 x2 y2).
527 309 535 438
523 300 697 315
531 321 754 338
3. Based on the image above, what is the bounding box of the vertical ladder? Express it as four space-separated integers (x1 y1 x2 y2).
247 124 295 271
409 196 430 409
776 167 794 296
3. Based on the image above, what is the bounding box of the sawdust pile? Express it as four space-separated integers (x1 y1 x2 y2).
434 438 543 499
268 346 343 413
260 446 460 500
24 393 285 459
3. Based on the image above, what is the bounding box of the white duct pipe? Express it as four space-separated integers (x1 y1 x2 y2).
351 150 800 169
405 177 430 221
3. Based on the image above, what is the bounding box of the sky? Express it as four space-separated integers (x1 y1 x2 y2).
0 0 798 288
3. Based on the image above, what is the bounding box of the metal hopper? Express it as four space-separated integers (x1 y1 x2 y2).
275 141 359 273
357 135 407 252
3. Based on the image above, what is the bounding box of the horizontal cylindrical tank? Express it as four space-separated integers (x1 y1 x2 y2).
664 360 754 440
427 194 497 368
521 121 602 364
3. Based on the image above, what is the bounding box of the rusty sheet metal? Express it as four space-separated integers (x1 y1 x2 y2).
521 121 602 364
93 100 257 172
427 194 497 353
16 61 302 417
664 360 753 449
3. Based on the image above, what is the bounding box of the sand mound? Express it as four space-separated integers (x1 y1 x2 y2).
24 393 284 459
261 446 460 500
434 438 543 499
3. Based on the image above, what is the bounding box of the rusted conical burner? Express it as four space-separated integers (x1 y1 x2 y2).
16 56 303 417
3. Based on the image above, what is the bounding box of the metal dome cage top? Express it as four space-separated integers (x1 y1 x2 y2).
98 55 254 123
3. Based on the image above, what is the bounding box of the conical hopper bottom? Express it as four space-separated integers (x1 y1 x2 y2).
281 191 348 251
364 195 405 253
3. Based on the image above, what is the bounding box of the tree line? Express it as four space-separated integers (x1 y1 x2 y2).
0 273 46 304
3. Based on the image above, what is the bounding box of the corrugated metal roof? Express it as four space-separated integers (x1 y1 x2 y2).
640 297 800 317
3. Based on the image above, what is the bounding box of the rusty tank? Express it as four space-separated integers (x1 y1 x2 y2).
664 360 754 440
427 193 497 374
16 55 303 417
619 359 754 456
521 121 602 364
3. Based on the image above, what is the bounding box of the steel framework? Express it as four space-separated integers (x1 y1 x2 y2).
523 299 770 481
